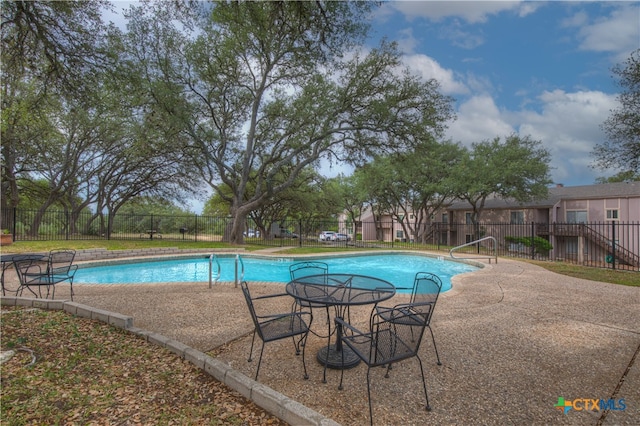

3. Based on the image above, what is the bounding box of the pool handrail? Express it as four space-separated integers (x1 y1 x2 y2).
235 254 245 288
449 236 498 264
209 254 221 288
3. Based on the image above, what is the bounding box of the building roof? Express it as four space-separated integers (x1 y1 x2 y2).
447 182 640 211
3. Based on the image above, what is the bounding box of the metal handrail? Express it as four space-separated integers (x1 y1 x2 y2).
449 236 498 264
235 254 244 287
208 254 221 288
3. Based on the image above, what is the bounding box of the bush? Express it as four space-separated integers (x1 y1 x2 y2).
505 236 553 255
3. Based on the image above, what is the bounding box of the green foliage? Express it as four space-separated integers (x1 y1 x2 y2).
505 236 553 254
595 49 640 174
595 170 640 183
451 134 552 225
125 2 454 243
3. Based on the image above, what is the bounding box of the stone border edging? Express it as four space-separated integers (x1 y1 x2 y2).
0 296 340 426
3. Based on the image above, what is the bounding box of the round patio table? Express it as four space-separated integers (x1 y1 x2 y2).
0 253 46 296
286 274 396 376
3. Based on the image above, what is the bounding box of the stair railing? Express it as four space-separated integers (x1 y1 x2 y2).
449 236 498 264
235 254 244 288
208 254 221 288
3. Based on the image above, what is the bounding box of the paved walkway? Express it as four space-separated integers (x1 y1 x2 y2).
4 250 639 424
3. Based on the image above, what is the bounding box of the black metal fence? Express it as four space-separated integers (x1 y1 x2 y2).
2 208 638 271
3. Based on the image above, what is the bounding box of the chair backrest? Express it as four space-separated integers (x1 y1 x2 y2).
240 281 265 339
289 261 328 280
409 272 442 320
48 249 76 271
370 306 429 366
13 257 49 283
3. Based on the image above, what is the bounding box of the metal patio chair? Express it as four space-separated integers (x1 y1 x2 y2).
13 257 59 299
240 281 312 381
289 261 332 325
376 271 443 365
336 305 432 425
48 249 78 300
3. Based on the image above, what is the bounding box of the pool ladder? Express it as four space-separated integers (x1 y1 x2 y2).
208 254 245 288
449 236 498 264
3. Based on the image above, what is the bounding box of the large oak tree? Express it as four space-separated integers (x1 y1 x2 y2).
124 1 454 243
594 49 640 175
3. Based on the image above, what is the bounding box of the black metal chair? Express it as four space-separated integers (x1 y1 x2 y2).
48 249 78 300
240 281 312 381
376 272 443 365
289 261 331 322
13 257 58 299
336 306 432 425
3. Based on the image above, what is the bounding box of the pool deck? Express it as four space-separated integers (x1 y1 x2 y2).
3 249 639 424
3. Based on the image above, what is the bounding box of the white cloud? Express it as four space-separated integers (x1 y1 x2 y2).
388 0 527 24
561 10 589 28
395 27 420 53
446 95 514 145
515 90 618 184
402 53 469 95
438 20 486 49
445 89 619 185
575 4 640 61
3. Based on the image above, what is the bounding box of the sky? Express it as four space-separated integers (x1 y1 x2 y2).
355 0 640 187
105 1 639 211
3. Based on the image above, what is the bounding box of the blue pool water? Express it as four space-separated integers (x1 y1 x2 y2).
74 253 478 292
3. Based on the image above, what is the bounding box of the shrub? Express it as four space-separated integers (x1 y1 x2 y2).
505 236 553 255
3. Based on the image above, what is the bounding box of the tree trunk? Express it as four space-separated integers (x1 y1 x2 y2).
225 207 247 244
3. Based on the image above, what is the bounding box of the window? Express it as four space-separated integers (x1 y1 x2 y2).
510 211 524 224
465 212 472 224
396 230 404 238
442 213 448 223
566 210 587 223
607 209 619 220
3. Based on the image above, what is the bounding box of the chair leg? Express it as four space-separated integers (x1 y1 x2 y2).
248 330 257 362
254 342 266 381
322 316 332 383
366 367 374 426
415 355 431 411
385 363 392 378
428 325 442 365
301 331 309 380
338 346 345 390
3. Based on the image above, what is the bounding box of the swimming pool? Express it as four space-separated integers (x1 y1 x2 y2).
74 253 479 292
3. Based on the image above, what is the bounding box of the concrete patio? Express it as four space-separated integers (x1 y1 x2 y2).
3 252 639 424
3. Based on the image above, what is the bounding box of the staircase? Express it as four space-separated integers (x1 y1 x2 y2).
581 225 640 268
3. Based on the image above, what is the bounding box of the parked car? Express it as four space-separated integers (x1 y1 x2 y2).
335 233 351 242
275 229 298 238
318 231 336 241
244 229 260 238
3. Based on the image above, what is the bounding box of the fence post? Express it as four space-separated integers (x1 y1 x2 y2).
530 221 535 260
65 210 70 240
611 221 616 270
12 207 16 241
391 218 394 248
